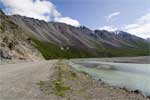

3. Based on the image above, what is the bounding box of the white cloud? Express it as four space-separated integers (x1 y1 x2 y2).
99 26 118 31
106 12 120 22
101 10 150 38
1 0 60 21
124 10 150 38
0 0 80 26
55 17 80 27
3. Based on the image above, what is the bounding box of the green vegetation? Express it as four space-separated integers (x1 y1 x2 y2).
37 81 45 86
32 38 93 60
96 48 149 57
31 37 149 60
53 79 70 97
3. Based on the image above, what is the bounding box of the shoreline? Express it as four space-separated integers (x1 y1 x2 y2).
97 78 150 99
76 69 150 100
34 60 150 100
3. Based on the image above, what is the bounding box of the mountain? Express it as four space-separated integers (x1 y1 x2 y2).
147 38 150 42
0 11 149 60
0 11 43 60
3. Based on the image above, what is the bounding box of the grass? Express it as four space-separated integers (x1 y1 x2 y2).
36 60 93 99
36 61 71 97
53 80 70 97
52 62 71 97
36 81 45 86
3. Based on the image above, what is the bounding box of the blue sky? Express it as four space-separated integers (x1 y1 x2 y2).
52 0 149 28
0 0 150 38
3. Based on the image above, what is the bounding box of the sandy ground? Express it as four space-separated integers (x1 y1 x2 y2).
0 59 149 100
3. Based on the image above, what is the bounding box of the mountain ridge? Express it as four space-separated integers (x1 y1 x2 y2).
0 11 149 60
10 14 148 48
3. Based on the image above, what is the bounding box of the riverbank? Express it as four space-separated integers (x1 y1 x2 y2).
37 60 149 100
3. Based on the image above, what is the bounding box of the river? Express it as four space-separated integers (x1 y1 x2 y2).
69 60 150 96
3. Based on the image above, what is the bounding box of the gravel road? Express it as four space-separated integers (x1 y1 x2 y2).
0 60 56 100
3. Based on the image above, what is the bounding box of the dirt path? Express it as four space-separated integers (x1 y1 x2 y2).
0 60 57 100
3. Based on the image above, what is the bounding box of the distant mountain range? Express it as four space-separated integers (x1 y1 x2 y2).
0 10 149 60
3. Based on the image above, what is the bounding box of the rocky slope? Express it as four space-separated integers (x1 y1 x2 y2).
0 10 149 60
0 11 43 61
10 15 148 49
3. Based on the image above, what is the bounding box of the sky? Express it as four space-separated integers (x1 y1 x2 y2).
0 0 150 38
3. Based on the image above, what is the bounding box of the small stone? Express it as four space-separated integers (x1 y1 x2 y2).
131 90 140 94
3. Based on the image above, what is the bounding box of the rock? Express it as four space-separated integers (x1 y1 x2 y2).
0 49 3 60
0 12 44 61
131 90 141 94
98 79 102 81
8 42 15 50
121 87 128 92
0 49 12 60
147 96 150 99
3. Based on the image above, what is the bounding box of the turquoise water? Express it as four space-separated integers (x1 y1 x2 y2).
69 61 150 96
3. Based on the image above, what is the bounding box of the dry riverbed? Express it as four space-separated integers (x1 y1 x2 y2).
0 60 149 100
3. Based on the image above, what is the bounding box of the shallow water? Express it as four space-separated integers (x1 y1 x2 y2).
69 61 150 96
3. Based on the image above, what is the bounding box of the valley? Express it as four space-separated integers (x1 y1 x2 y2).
0 6 149 100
